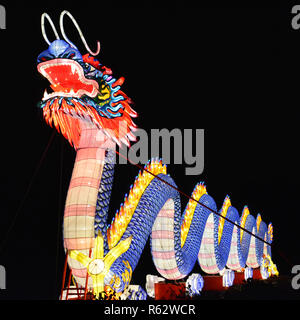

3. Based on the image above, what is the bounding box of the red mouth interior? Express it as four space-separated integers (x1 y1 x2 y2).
38 59 98 97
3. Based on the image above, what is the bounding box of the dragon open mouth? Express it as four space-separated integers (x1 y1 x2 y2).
37 58 99 101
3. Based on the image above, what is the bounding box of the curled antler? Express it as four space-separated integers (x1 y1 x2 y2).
41 12 60 45
59 10 100 56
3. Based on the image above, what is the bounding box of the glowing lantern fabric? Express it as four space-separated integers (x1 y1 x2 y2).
37 11 277 297
186 273 204 297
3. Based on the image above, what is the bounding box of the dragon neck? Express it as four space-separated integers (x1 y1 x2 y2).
63 121 115 251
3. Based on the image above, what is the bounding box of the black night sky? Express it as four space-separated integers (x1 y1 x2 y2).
0 1 299 301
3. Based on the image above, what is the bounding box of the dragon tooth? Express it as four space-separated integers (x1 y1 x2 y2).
71 63 76 75
43 89 50 100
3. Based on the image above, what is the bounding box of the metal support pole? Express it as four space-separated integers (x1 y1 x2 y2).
83 248 92 300
60 250 69 300
65 268 72 300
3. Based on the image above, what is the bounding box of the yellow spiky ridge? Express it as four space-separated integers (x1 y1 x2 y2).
256 214 262 232
268 223 273 243
217 196 231 244
107 158 167 249
181 183 207 248
240 206 250 242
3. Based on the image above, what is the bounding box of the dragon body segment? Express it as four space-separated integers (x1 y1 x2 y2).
37 14 275 298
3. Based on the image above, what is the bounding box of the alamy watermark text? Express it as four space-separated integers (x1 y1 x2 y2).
0 5 5 29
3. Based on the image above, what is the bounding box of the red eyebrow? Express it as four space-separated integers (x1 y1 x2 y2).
82 53 100 68
82 54 112 75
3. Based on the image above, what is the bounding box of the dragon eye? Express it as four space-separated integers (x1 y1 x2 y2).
41 57 47 62
69 52 75 58
84 63 91 71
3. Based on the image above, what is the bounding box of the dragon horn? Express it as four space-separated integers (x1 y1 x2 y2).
59 10 100 56
41 12 60 45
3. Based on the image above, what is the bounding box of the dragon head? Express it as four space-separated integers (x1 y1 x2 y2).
37 16 137 149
